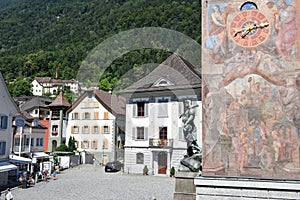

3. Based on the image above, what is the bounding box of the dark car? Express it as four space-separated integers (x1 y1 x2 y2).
105 161 123 172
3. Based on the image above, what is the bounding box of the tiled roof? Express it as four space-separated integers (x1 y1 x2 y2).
19 96 53 111
94 90 125 116
35 77 77 84
35 77 51 83
120 53 201 94
67 89 125 116
48 92 71 107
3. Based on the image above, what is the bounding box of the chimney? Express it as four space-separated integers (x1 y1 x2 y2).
55 70 58 79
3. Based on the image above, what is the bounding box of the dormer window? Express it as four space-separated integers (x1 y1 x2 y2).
153 78 173 87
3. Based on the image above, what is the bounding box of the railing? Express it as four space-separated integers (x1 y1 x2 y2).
13 146 30 153
52 130 58 135
149 139 173 148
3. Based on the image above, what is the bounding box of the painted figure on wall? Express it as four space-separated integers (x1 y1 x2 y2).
273 0 297 59
206 4 231 64
202 0 300 179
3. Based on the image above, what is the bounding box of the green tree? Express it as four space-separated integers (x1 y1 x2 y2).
9 77 32 97
55 144 69 152
68 136 77 152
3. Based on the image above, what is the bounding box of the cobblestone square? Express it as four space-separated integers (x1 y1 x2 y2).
2 164 175 200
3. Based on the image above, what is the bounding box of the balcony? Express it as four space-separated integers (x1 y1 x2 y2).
13 146 30 153
52 130 58 136
149 139 173 148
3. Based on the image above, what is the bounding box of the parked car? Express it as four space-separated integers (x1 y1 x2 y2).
105 161 123 172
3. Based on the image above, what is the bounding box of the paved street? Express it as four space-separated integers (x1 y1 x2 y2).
3 164 175 200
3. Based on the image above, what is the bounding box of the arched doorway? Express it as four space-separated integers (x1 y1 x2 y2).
158 151 167 174
52 140 57 152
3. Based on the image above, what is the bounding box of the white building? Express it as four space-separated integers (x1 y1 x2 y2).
31 77 80 96
119 54 202 176
66 90 125 164
0 72 19 187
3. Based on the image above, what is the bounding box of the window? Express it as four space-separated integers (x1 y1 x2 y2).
26 138 30 146
71 126 79 134
103 139 108 149
94 102 99 108
103 112 109 120
137 127 144 140
0 115 8 129
0 141 6 155
159 127 168 140
136 153 144 164
82 126 89 134
36 138 44 146
83 112 90 119
14 138 20 146
52 110 60 119
137 102 145 116
158 103 168 117
92 126 99 134
52 125 58 135
102 126 109 134
132 127 148 140
73 113 79 120
92 140 98 149
82 140 89 149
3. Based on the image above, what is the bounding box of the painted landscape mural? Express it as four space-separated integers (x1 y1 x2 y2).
202 0 300 179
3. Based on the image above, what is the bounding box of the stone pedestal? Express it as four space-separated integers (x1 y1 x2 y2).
194 176 300 199
173 171 198 200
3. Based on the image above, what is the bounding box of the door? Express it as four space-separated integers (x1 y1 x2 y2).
158 152 167 174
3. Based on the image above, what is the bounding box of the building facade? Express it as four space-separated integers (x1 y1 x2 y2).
0 72 19 188
66 90 125 164
120 53 202 176
32 77 80 97
47 92 70 152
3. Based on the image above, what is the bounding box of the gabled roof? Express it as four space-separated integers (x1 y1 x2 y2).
119 53 201 94
0 72 20 113
19 96 53 111
35 77 51 84
67 89 125 116
48 91 71 108
34 77 78 84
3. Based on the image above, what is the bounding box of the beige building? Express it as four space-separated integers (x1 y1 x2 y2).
66 90 125 164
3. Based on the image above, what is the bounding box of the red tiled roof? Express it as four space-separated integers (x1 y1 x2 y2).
35 77 51 83
48 92 71 107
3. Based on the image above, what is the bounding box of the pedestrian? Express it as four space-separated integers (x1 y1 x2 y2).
52 171 57 180
5 188 13 200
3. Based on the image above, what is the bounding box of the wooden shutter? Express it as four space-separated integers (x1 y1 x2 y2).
133 104 137 117
71 126 74 134
94 112 99 119
179 127 183 141
144 127 148 140
144 103 148 117
1 116 8 129
104 112 109 120
132 127 136 140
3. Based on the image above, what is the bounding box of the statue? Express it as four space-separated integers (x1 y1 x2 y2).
179 100 202 173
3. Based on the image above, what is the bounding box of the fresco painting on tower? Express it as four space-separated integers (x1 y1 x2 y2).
202 0 300 178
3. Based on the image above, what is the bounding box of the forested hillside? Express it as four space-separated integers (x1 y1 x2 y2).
0 0 200 96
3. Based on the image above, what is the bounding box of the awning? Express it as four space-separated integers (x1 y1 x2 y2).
9 155 32 164
32 152 49 158
0 162 17 173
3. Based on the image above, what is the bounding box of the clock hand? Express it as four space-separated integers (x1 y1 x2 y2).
233 28 243 37
241 22 269 38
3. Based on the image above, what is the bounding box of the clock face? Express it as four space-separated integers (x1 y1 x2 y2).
229 10 271 47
